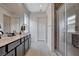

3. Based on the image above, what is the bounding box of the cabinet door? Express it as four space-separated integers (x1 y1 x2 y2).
25 39 29 52
0 46 6 56
8 40 20 52
29 35 31 47
16 43 24 56
6 50 15 56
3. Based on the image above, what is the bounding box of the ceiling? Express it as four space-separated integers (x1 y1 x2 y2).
0 3 63 16
24 3 48 13
54 3 63 10
0 3 25 16
0 3 48 16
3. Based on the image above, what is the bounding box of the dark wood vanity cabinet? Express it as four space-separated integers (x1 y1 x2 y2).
25 35 31 52
16 37 25 56
25 39 29 52
0 34 31 56
72 34 79 48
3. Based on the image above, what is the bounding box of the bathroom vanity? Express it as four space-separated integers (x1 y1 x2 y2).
72 33 79 48
0 33 31 56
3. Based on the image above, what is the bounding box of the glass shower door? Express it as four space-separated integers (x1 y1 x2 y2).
56 4 66 56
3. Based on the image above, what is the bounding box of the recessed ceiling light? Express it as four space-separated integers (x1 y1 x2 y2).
40 4 42 8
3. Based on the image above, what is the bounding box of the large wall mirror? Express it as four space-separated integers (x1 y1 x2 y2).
3 14 21 34
0 13 29 36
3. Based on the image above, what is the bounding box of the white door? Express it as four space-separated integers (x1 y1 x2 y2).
37 17 47 42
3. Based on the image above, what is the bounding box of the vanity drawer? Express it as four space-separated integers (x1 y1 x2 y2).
0 46 6 56
8 40 20 52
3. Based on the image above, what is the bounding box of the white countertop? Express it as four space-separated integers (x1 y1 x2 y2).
0 33 29 48
67 32 79 34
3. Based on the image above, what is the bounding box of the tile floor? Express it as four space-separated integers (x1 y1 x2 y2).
25 48 57 56
25 41 57 56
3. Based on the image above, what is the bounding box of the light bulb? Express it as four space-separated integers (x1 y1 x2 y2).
40 4 42 8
